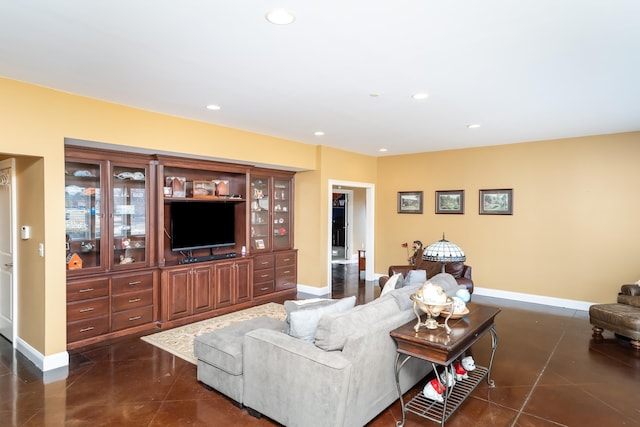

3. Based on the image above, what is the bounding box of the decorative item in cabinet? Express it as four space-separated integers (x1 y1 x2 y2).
166 176 186 198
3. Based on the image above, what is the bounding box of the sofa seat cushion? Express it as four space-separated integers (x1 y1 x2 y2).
194 316 284 375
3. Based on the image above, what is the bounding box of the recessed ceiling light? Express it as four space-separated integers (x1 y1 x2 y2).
412 92 429 100
379 148 388 152
266 8 296 25
206 104 221 111
314 131 325 136
467 124 481 129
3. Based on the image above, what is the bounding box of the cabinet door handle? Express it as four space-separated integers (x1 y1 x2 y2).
79 307 95 313
128 298 141 303
128 316 142 321
128 281 142 286
79 288 94 293
79 326 95 333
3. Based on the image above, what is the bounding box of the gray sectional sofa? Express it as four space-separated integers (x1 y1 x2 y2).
195 283 433 427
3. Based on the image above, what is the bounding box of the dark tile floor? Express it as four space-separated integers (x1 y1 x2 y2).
1 263 639 426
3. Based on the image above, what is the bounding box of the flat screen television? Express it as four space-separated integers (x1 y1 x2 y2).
169 201 236 252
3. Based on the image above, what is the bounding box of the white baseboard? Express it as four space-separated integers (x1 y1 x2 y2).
473 287 595 311
297 283 330 296
15 336 69 372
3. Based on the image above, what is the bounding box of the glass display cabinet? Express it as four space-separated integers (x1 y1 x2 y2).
250 173 293 252
65 160 104 272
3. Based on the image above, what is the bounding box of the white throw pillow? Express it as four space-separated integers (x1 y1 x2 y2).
380 273 403 297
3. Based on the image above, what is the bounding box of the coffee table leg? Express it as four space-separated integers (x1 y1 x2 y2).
395 353 412 427
486 325 498 387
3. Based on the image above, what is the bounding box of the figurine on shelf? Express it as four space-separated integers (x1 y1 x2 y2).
453 361 469 381
423 378 446 403
461 356 476 373
119 255 134 264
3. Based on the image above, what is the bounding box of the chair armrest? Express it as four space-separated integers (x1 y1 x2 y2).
388 265 414 277
462 264 472 280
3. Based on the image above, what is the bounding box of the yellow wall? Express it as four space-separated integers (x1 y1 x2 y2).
2 75 638 360
375 132 640 303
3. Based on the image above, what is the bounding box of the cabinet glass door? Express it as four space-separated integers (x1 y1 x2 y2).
273 178 291 250
65 160 103 272
250 176 271 251
112 164 148 267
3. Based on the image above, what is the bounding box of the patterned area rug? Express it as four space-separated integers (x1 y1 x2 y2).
141 302 286 364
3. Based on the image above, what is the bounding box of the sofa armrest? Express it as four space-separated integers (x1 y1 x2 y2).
243 328 352 427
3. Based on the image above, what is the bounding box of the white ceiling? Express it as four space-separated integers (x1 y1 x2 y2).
1 1 639 156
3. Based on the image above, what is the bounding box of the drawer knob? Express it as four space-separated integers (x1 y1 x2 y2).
128 281 142 286
79 326 95 333
128 316 142 321
283 270 291 274
79 288 94 293
79 307 95 313
260 287 269 291
128 298 142 303
261 274 269 278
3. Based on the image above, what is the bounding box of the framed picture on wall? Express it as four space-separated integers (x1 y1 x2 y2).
397 191 423 214
435 190 464 214
479 189 513 215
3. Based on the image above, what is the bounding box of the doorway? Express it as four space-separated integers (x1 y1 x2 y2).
331 191 351 262
328 180 375 291
0 158 16 343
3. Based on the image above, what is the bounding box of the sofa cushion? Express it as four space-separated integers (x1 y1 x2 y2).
405 269 427 286
390 283 421 311
315 297 400 351
380 273 404 297
284 298 334 334
194 316 285 375
286 296 356 342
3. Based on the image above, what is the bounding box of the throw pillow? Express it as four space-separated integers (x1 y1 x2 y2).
283 298 334 334
405 269 427 286
380 273 404 297
286 296 356 342
429 273 465 297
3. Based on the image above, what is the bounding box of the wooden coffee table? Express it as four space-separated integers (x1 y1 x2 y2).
390 303 500 427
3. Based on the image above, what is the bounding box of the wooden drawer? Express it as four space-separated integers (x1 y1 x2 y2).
253 268 274 284
112 305 154 331
67 315 110 342
275 265 297 291
67 297 109 322
67 278 109 302
253 253 275 270
275 251 296 267
112 271 154 295
253 281 275 297
112 289 153 312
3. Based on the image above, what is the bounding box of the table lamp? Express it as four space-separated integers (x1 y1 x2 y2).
422 233 466 273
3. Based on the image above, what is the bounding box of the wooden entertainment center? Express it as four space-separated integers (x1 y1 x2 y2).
65 146 297 349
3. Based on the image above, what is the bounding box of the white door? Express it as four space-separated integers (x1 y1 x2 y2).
0 158 16 343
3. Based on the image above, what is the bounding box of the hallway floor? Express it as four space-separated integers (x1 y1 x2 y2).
1 263 639 426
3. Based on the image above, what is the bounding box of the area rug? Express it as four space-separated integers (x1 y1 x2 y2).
141 302 286 364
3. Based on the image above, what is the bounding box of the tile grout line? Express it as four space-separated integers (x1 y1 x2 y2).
510 327 567 427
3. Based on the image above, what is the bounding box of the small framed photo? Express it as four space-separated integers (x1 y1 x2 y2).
479 189 513 215
255 239 265 250
397 191 423 214
435 190 464 214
